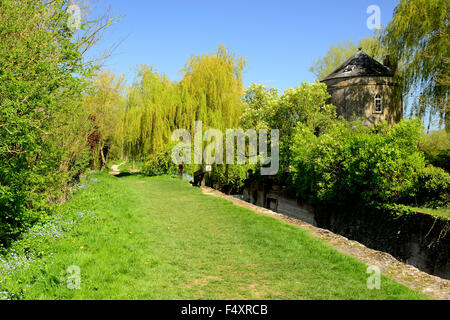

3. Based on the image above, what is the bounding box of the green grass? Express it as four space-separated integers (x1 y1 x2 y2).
1 173 428 300
412 207 450 219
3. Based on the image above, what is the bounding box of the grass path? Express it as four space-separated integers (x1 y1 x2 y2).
12 173 427 299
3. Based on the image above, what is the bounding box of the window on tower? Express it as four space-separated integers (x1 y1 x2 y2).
374 94 383 113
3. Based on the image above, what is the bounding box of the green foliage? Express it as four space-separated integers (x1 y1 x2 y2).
142 144 178 176
84 72 127 169
382 0 449 130
123 46 246 161
242 82 337 169
122 46 247 189
180 45 246 131
414 165 450 209
420 129 450 171
0 0 114 246
241 84 279 130
0 0 83 245
208 164 255 194
291 119 427 206
123 66 181 159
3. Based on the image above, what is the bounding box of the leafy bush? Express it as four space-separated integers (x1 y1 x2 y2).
420 129 450 172
414 165 450 209
291 119 426 207
208 163 256 194
142 145 178 176
0 0 113 246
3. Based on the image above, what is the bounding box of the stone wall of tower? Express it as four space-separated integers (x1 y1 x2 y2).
323 76 402 126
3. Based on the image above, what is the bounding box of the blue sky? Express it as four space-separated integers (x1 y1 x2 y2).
89 0 398 92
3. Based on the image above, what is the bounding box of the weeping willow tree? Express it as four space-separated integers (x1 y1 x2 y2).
382 0 449 131
123 66 181 159
180 45 247 131
180 45 248 190
122 46 247 162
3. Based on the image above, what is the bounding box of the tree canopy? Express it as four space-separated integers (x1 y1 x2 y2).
0 0 115 245
122 46 246 160
381 0 449 131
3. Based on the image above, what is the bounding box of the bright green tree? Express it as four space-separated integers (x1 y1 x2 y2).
84 72 127 170
382 0 449 130
123 46 246 161
180 45 247 131
242 82 337 170
0 0 115 245
123 66 181 159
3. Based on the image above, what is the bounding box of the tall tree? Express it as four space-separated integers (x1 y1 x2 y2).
123 66 181 159
242 82 336 170
180 45 247 131
0 0 116 244
84 72 127 170
122 46 246 160
382 0 449 131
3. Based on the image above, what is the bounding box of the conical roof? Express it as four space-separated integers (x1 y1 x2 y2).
321 50 394 82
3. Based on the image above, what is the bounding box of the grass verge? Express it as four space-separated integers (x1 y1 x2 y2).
0 173 428 300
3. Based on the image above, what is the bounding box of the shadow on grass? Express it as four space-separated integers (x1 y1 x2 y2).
114 172 146 178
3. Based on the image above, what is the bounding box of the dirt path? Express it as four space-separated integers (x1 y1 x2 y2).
109 161 127 176
201 186 450 300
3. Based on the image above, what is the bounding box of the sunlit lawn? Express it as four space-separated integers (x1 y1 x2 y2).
411 207 450 219
4 173 427 300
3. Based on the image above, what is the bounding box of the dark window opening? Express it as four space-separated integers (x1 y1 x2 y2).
374 94 383 113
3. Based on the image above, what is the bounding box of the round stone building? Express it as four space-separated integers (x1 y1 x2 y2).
321 49 402 126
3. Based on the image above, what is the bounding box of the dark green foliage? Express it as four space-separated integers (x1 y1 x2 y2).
414 166 450 209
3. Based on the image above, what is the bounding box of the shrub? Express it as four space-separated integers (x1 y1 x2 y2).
414 165 450 208
208 163 255 194
291 119 426 207
0 0 108 247
142 145 178 176
420 129 450 172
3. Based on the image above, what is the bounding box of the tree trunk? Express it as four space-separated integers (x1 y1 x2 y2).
100 144 107 172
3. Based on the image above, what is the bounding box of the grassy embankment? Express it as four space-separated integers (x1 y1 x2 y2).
0 172 428 300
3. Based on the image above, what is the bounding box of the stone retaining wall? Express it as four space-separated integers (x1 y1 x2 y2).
242 180 450 280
